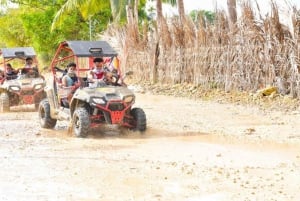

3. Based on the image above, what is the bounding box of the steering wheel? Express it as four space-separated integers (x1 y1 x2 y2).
104 71 120 86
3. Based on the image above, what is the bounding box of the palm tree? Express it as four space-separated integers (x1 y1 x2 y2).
156 0 172 48
156 0 163 23
156 0 186 48
161 0 185 23
51 0 123 30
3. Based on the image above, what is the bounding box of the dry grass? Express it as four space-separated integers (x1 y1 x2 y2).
105 0 300 99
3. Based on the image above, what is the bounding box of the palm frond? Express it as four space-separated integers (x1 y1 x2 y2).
51 0 85 31
162 0 176 7
51 0 109 31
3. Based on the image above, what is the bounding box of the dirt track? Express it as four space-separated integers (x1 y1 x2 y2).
0 92 300 201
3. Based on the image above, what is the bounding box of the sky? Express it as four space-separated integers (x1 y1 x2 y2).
145 0 300 27
183 0 300 13
147 0 300 16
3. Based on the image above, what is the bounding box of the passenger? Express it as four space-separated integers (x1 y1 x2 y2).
61 62 78 87
5 63 18 80
60 62 79 108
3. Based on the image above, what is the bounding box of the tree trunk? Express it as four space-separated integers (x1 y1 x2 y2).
125 1 139 47
227 0 237 26
110 0 120 22
156 0 163 23
177 0 185 24
151 42 160 84
134 0 139 25
126 3 133 25
156 0 172 49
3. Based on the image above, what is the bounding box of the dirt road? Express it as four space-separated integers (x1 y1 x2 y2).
0 92 299 201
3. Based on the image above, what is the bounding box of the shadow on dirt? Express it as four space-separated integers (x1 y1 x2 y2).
41 124 210 141
10 105 37 112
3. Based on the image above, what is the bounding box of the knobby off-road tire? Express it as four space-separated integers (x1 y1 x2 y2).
72 107 90 138
130 107 146 132
0 93 10 112
39 99 57 128
35 92 47 111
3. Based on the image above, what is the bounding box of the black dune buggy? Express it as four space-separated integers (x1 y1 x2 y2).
38 40 146 137
0 47 46 112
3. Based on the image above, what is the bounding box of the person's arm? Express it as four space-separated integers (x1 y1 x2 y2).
62 75 68 87
0 72 5 84
87 70 94 81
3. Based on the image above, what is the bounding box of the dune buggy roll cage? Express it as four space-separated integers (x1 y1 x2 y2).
50 41 120 77
0 47 38 72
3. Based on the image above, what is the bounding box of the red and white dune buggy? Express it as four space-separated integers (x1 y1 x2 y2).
38 40 146 137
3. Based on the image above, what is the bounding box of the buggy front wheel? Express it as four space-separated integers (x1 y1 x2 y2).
130 107 146 132
72 107 90 138
39 99 57 128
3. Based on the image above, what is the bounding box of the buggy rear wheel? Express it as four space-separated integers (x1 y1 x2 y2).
130 107 146 132
39 99 57 128
0 92 10 112
72 107 90 138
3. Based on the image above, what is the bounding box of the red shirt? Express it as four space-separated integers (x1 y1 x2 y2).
92 68 104 79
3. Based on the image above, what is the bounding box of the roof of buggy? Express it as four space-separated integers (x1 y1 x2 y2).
64 41 118 57
0 47 36 58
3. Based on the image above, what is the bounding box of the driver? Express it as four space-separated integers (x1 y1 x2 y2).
24 57 36 69
18 57 39 77
5 63 18 80
88 57 113 84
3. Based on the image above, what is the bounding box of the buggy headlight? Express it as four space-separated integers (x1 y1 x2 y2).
124 96 134 103
34 84 44 90
9 86 20 91
92 98 105 104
